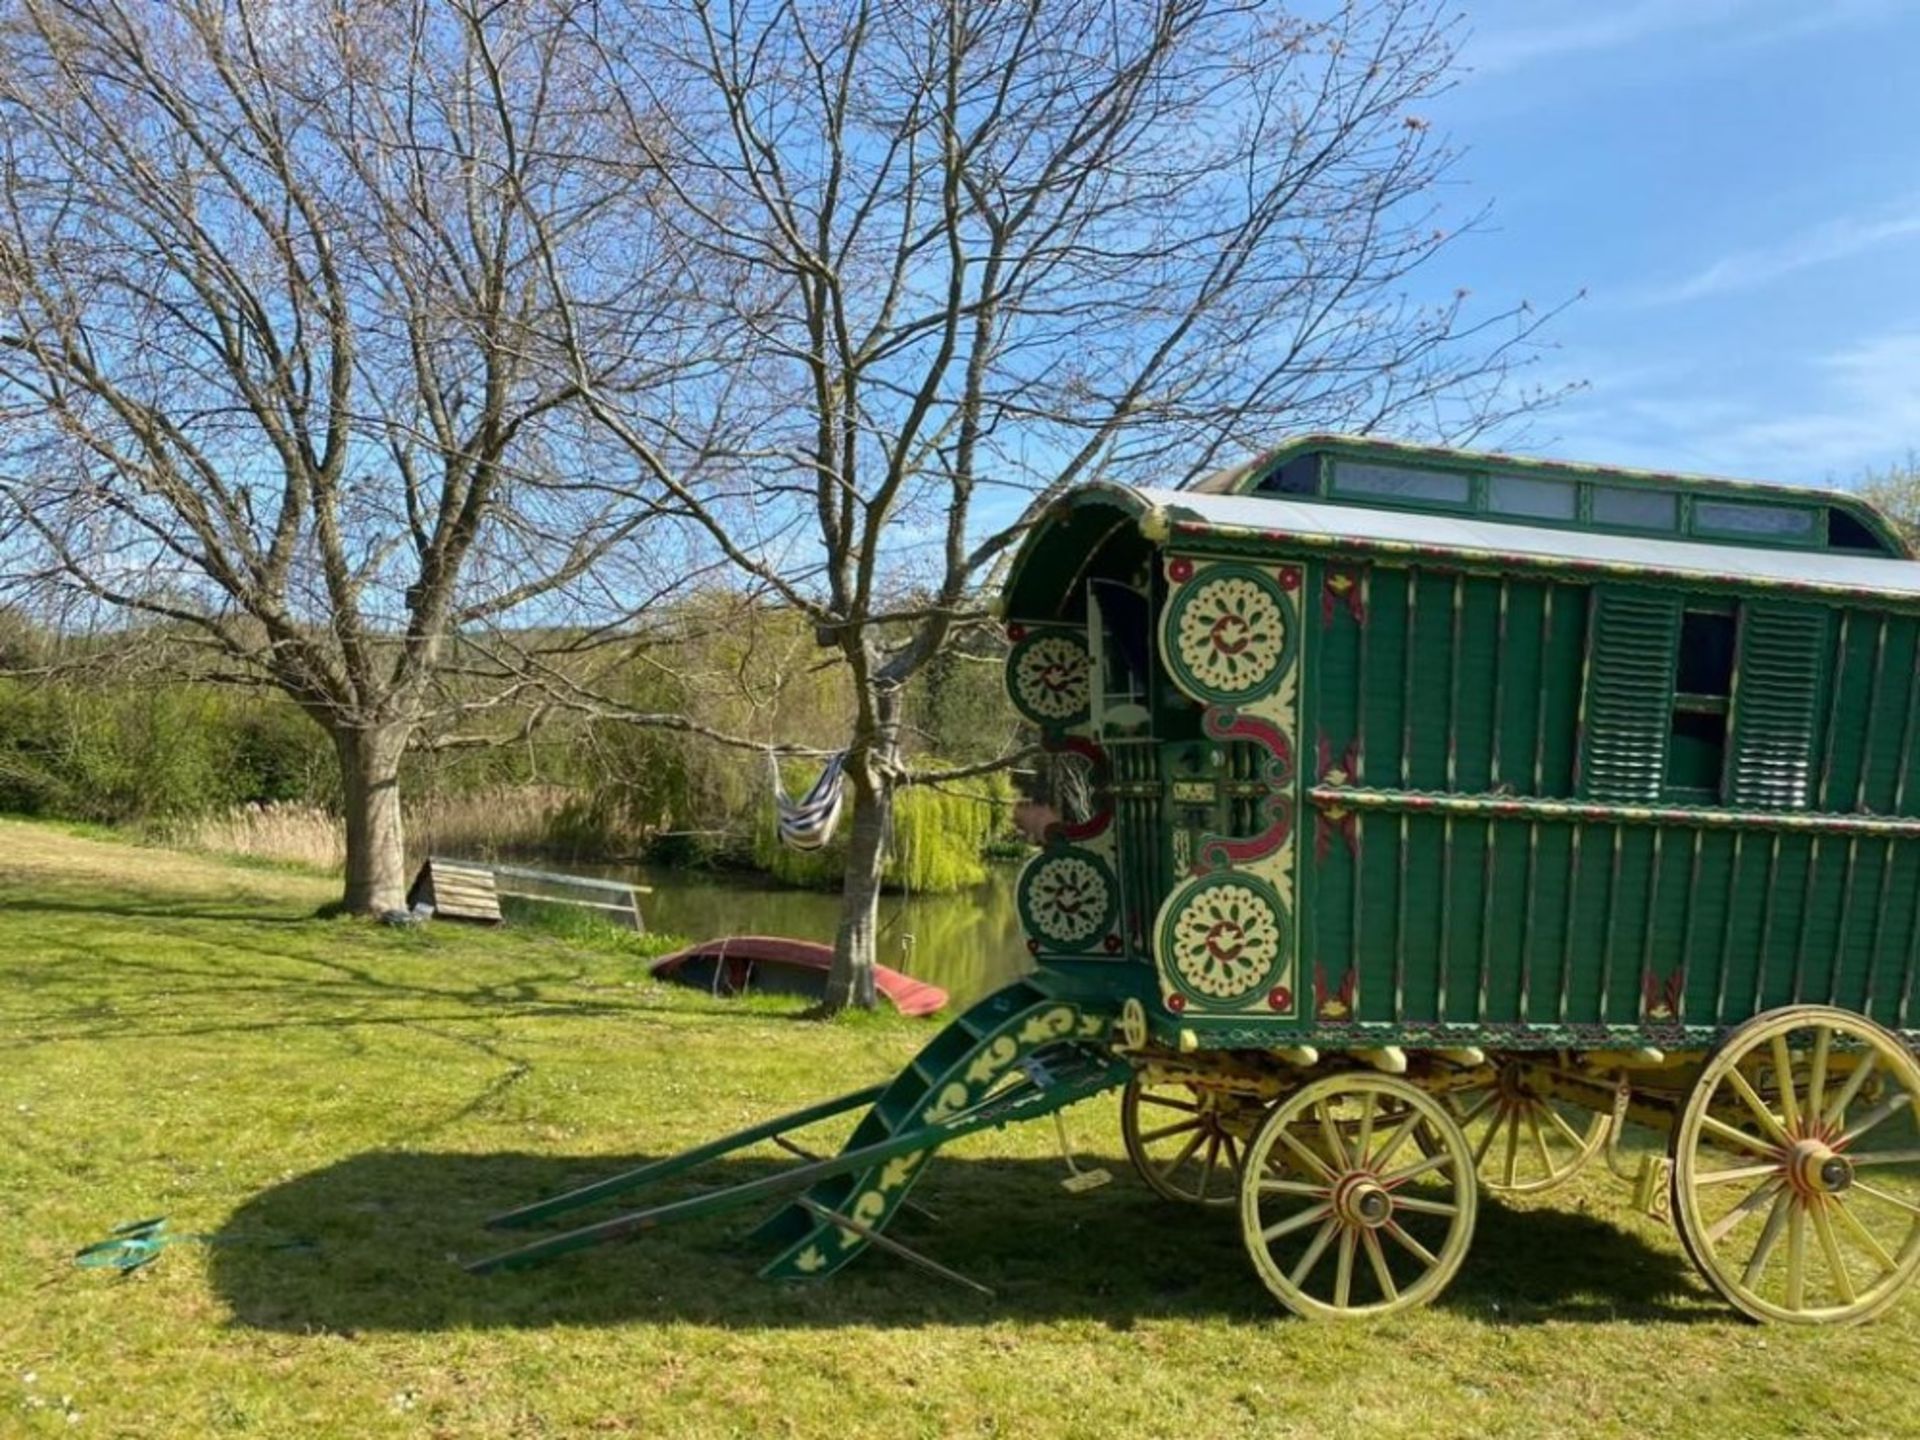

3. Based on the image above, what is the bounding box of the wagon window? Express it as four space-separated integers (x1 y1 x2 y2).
1332 461 1473 508
1694 499 1817 543
1487 473 1577 520
1591 485 1679 532
1667 611 1734 801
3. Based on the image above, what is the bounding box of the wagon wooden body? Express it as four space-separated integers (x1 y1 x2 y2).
477 438 1920 1326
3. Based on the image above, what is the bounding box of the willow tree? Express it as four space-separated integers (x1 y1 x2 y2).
549 0 1567 1008
0 0 693 911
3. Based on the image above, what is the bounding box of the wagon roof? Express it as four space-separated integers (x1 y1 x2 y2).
1001 480 1920 620
1154 487 1920 596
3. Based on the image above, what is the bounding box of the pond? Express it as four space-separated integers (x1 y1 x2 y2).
618 862 1032 1009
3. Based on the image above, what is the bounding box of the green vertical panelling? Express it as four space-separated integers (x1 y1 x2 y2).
1562 824 1612 1023
1681 829 1743 1021
1452 578 1501 792
1647 831 1696 1017
1354 804 1403 1025
1407 571 1457 789
1483 821 1530 1021
1363 568 1410 788
1880 844 1920 1029
1706 834 1770 1025
1522 824 1571 1024
1818 612 1877 810
1859 616 1916 812
1400 812 1446 1022
1539 585 1587 796
1726 602 1829 811
1578 587 1682 803
1312 562 1361 771
1493 582 1546 792
1759 835 1815 1008
1832 840 1886 1010
1604 828 1658 1021
1444 818 1489 1019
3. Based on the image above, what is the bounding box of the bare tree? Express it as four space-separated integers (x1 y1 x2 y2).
0 0 702 911
542 0 1570 1009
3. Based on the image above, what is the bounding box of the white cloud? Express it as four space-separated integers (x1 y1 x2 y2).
1634 208 1920 307
1462 0 1898 77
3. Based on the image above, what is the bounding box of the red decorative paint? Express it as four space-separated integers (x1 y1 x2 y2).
1104 933 1123 954
1007 622 1027 641
1166 992 1187 1013
1027 937 1041 955
1277 565 1302 591
1168 556 1194 583
1268 986 1292 1011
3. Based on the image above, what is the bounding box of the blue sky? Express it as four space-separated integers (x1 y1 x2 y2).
1437 0 1920 488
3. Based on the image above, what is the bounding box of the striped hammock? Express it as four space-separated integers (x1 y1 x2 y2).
771 750 846 850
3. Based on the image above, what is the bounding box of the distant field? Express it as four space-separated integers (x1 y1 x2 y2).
1 817 1913 1439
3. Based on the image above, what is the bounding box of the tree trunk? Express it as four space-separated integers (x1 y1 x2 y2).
333 722 410 915
824 760 887 1012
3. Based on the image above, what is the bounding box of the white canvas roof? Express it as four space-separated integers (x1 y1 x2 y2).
1134 488 1920 600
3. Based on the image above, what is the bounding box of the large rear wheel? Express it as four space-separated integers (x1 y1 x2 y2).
1671 1005 1920 1325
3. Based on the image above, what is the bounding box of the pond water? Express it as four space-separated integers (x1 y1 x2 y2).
616 863 1032 1009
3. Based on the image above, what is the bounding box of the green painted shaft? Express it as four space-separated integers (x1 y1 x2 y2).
484 1082 887 1230
465 1051 1126 1275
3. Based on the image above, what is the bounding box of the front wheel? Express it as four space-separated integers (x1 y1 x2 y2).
1120 1073 1262 1207
1240 1073 1478 1318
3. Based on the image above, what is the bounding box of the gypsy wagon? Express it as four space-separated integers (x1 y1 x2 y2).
474 437 1920 1326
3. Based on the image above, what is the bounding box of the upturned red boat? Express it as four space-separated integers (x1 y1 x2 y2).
648 935 948 1017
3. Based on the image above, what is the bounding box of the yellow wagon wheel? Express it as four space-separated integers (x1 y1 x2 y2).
1447 1061 1609 1195
1120 1074 1264 1207
1240 1074 1478 1318
1671 1005 1920 1325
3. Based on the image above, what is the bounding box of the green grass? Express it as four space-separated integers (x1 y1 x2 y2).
1 817 1915 1438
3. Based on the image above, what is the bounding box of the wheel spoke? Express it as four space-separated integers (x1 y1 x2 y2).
1695 1161 1781 1188
1391 1194 1458 1218
1771 1035 1801 1132
1851 1180 1920 1218
1362 1229 1398 1303
1784 1204 1808 1310
1725 1068 1790 1147
1839 1093 1913 1150
1159 1129 1207 1181
1830 1195 1898 1273
1384 1220 1439 1267
1527 1107 1554 1176
1222 1135 1242 1174
1501 1107 1521 1188
1288 1218 1339 1287
1807 1027 1831 1130
1258 1178 1328 1197
1472 1104 1506 1165
1318 1104 1353 1171
1545 1104 1589 1151
1277 1127 1338 1185
1198 1135 1220 1201
1138 1118 1202 1145
1741 1191 1791 1286
1333 1228 1356 1308
1261 1200 1333 1244
1381 1151 1454 1188
1370 1107 1423 1173
1823 1053 1879 1132
1355 1091 1377 1168
1698 1113 1784 1160
1454 1090 1499 1132
1140 1094 1201 1113
1705 1178 1785 1246
1850 1148 1920 1167
1813 1200 1857 1306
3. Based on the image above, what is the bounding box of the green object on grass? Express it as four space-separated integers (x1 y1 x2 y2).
74 1217 315 1275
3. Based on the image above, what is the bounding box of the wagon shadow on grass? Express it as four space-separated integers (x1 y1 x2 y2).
208 1149 1717 1334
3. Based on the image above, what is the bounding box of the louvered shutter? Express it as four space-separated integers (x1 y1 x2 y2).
1725 603 1826 810
1578 587 1682 803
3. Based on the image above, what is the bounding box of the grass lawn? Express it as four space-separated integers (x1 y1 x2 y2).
2 816 1915 1439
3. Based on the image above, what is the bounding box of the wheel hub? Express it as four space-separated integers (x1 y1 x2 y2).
1332 1173 1392 1228
1786 1138 1852 1197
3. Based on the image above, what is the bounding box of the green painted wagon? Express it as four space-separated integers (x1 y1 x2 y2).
476 436 1920 1325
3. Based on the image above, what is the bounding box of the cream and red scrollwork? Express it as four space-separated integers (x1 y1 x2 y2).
1150 557 1303 1017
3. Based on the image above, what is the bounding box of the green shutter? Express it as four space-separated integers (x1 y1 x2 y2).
1578 587 1681 803
1726 602 1827 810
